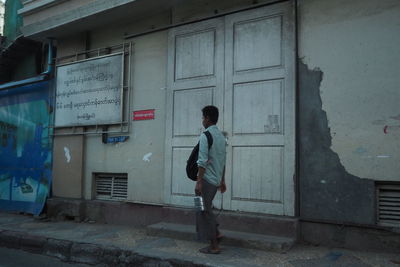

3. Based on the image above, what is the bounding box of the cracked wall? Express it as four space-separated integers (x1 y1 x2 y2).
298 0 400 224
299 0 400 181
298 61 375 224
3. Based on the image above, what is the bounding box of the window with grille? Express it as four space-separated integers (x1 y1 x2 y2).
377 183 400 227
94 173 128 200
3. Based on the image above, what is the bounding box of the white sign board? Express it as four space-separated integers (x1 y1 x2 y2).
55 54 123 127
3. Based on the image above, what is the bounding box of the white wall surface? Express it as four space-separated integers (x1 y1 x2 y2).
83 29 168 204
79 12 170 204
299 0 400 181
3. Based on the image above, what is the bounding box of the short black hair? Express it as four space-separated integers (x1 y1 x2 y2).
202 105 219 124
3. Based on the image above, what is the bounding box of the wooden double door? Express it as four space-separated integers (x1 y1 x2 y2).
164 2 295 216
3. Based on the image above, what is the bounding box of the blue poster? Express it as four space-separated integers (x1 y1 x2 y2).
0 81 53 215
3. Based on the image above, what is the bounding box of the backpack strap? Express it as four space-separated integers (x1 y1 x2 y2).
204 131 213 150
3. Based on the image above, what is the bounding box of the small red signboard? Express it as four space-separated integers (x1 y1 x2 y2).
133 109 155 121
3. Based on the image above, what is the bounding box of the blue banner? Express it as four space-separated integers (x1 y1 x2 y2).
0 81 53 215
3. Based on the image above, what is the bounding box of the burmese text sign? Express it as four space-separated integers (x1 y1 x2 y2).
55 54 123 127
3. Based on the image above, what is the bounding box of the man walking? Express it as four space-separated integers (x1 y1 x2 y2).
195 105 226 254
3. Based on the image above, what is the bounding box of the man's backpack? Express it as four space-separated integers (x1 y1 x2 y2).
186 131 213 181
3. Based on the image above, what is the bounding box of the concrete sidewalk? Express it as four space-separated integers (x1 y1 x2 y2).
0 212 399 267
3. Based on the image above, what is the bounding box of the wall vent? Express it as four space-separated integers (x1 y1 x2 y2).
94 173 128 201
377 184 400 227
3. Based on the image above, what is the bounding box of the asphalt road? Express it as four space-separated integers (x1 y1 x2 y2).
0 247 89 267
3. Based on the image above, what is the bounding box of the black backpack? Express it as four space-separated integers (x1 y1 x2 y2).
186 131 213 181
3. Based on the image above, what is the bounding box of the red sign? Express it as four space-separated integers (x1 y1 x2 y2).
133 109 155 121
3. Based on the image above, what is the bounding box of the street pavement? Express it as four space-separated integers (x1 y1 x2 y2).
0 212 399 266
0 247 89 267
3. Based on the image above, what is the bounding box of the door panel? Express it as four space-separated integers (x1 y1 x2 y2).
175 30 216 80
165 18 224 207
173 88 214 136
233 80 283 135
232 146 283 202
234 15 282 72
224 2 295 215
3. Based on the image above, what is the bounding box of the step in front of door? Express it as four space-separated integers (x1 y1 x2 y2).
147 222 295 253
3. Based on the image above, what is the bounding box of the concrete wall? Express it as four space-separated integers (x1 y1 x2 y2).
28 0 400 225
171 0 272 23
298 0 400 224
52 33 87 199
299 0 400 181
83 29 169 203
19 0 169 38
22 0 94 25
45 11 170 203
52 128 84 199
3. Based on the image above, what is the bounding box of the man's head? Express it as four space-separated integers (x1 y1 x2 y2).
202 105 219 128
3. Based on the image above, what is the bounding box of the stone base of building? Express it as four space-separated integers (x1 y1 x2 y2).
46 198 400 253
300 220 400 253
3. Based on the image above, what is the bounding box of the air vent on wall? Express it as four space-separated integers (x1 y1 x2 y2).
95 173 128 201
377 183 400 227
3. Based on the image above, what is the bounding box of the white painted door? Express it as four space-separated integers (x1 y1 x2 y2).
164 18 225 207
224 3 295 216
165 2 295 216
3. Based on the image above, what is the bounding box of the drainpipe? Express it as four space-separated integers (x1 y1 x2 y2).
41 38 54 77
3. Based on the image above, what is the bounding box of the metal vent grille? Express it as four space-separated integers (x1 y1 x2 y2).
95 173 128 200
377 184 400 227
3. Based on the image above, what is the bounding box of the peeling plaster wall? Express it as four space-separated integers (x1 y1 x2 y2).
298 0 400 224
299 0 400 181
298 61 375 224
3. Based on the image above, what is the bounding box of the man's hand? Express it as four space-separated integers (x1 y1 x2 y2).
195 180 202 196
219 180 226 194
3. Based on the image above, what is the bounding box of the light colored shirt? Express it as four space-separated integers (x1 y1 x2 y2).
197 125 226 186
